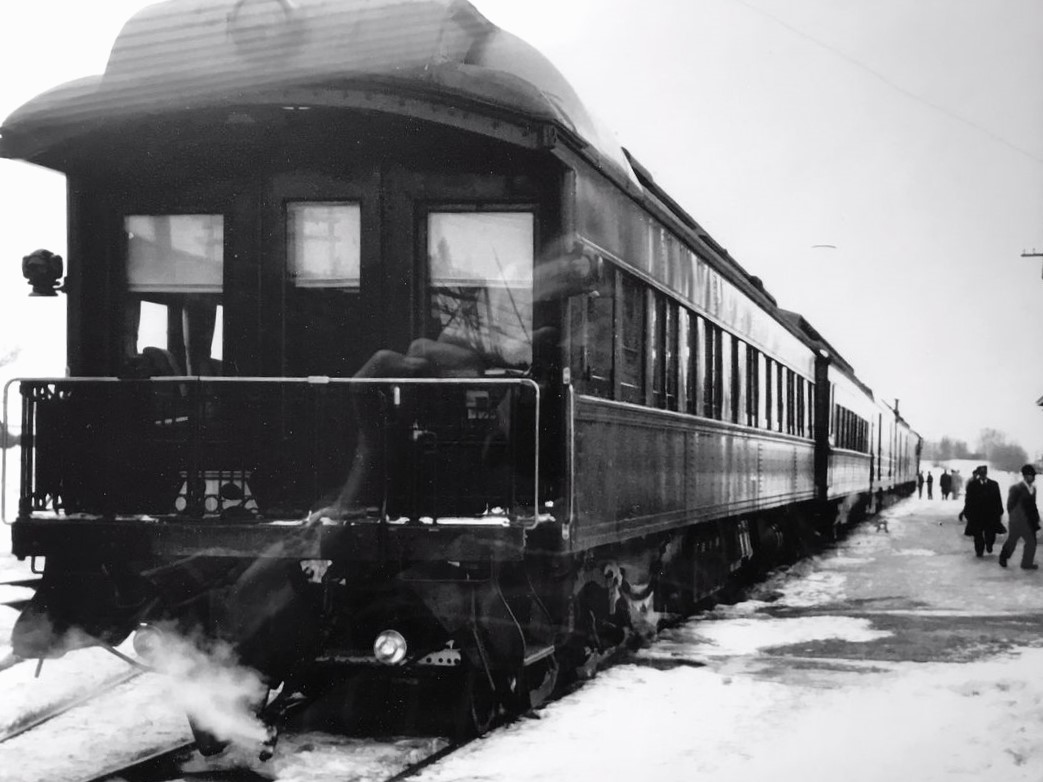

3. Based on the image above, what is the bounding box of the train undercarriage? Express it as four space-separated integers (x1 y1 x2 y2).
9 492 874 752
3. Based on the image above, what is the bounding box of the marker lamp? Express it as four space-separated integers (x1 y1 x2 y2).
373 629 408 665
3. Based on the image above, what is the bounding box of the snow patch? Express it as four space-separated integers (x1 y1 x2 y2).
896 549 938 557
772 571 847 607
651 615 891 658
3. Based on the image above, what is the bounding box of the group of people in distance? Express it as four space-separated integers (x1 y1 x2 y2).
916 469 963 500
957 464 1040 570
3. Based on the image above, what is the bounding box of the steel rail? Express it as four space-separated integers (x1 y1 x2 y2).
75 740 197 782
0 668 142 744
76 735 469 782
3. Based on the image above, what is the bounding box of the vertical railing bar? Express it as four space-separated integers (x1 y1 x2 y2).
311 383 321 511
189 378 202 518
533 380 540 524
1 379 23 523
22 384 35 516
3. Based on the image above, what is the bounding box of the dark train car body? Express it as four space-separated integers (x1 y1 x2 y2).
1 0 919 738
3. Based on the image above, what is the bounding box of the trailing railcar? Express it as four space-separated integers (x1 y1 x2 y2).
1 0 918 744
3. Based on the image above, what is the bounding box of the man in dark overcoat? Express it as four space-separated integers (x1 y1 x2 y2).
999 465 1040 570
940 469 953 500
959 466 1004 557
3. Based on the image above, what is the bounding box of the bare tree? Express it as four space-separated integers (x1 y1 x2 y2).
976 429 1029 472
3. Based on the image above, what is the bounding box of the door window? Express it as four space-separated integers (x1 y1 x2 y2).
287 202 361 289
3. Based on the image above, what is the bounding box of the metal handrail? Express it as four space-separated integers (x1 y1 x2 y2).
3 375 540 526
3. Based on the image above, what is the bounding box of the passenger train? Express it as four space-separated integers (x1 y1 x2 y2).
1 0 919 746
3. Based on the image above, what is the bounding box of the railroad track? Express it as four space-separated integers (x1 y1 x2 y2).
77 734 470 782
0 668 143 743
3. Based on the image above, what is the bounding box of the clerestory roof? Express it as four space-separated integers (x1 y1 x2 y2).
0 0 638 184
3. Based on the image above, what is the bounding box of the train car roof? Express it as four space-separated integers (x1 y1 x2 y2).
0 0 638 185
776 310 855 373
1 0 867 382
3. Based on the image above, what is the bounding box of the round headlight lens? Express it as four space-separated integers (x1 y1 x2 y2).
132 624 164 663
373 630 408 665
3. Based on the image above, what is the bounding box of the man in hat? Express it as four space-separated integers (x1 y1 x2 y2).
959 465 1004 557
999 465 1040 570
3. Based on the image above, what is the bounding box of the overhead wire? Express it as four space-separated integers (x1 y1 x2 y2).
726 0 1043 165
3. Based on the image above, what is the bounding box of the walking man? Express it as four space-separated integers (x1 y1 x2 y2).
917 471 924 499
960 466 1004 558
926 471 934 500
999 465 1040 570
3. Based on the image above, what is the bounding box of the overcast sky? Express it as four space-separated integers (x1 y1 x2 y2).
2 0 1042 454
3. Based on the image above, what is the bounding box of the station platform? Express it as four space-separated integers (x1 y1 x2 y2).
415 492 1043 782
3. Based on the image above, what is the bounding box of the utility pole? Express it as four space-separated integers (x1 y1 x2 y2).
1023 249 1043 278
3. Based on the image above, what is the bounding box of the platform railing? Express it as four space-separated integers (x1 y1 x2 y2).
2 376 540 526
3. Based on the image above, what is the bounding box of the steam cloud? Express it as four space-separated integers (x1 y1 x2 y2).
148 629 269 746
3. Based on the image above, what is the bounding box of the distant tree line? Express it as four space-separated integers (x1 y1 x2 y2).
922 428 1029 472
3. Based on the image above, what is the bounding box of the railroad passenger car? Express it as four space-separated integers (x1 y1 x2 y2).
1 0 919 743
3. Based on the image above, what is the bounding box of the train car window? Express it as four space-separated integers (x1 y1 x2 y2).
665 300 679 411
764 357 773 430
718 328 730 421
784 371 792 435
649 291 665 408
808 382 815 438
794 374 804 436
124 214 224 376
746 346 760 428
692 315 705 416
287 203 361 288
776 364 785 433
733 339 745 425
569 264 615 398
427 212 534 370
679 308 693 413
701 320 715 418
619 273 646 404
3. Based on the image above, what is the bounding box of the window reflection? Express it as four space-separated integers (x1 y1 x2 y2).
287 202 361 289
427 212 534 370
123 215 224 377
126 215 223 292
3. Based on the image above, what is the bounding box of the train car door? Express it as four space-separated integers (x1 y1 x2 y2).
267 172 382 378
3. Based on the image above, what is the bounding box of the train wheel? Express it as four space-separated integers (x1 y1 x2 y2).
454 671 498 738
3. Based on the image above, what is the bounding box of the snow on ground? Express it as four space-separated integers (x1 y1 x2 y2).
0 674 190 782
414 496 1043 782
0 644 138 738
414 648 1043 782
4 486 1043 781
